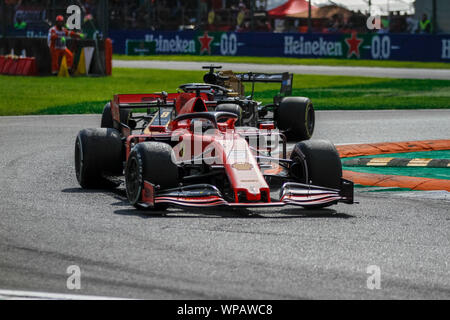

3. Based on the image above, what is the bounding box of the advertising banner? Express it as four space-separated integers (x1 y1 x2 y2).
125 40 156 56
110 30 450 62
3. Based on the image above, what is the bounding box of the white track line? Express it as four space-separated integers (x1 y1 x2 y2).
0 289 128 300
113 60 450 80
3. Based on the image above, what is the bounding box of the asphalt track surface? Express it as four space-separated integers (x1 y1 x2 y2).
0 110 449 299
113 60 450 80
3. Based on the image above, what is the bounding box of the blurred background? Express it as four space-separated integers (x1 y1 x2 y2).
0 0 448 37
1 0 449 76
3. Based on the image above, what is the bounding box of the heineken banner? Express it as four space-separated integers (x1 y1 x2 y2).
125 40 156 56
110 30 450 62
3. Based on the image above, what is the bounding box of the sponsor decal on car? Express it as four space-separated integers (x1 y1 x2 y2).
232 162 253 170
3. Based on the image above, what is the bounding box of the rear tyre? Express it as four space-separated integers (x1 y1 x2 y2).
101 102 131 128
277 97 314 140
125 142 179 211
290 139 342 189
75 128 123 189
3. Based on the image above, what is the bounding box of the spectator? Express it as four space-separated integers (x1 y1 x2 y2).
199 0 208 22
48 15 84 74
285 19 298 33
236 4 246 30
406 15 418 34
14 17 27 30
378 14 390 34
208 8 215 25
237 20 251 32
82 0 96 16
389 12 407 33
327 14 343 33
254 18 271 32
169 0 182 18
264 19 272 32
155 0 170 29
419 13 431 34
82 13 98 39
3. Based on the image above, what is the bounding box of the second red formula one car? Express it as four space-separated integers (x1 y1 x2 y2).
75 92 353 211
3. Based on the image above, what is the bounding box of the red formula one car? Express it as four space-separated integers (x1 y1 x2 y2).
74 89 353 211
179 65 315 141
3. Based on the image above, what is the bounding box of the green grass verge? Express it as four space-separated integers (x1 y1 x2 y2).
1 67 449 116
113 54 450 70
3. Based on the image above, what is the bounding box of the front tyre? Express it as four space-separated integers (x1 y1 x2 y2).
277 97 315 140
290 139 342 189
290 140 342 209
125 142 179 211
75 128 123 188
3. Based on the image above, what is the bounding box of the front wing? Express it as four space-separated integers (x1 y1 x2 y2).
139 180 354 209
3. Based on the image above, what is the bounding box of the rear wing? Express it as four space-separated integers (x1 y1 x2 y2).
235 72 293 96
111 93 176 114
114 93 177 107
110 93 177 135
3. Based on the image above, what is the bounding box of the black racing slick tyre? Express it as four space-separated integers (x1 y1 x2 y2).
277 97 314 141
75 128 123 189
216 104 242 117
101 102 131 128
125 142 179 211
216 104 242 124
290 139 342 190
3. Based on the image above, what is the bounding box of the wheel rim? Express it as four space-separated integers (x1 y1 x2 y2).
126 157 141 204
306 104 315 137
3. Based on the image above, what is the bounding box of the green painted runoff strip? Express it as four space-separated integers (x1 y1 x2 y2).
342 150 450 181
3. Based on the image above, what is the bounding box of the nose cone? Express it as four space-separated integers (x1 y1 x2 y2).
219 136 270 203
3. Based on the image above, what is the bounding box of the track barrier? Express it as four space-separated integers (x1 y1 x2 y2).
0 56 37 76
0 38 112 76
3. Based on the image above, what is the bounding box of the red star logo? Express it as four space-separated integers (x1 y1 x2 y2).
198 32 214 55
345 32 363 58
